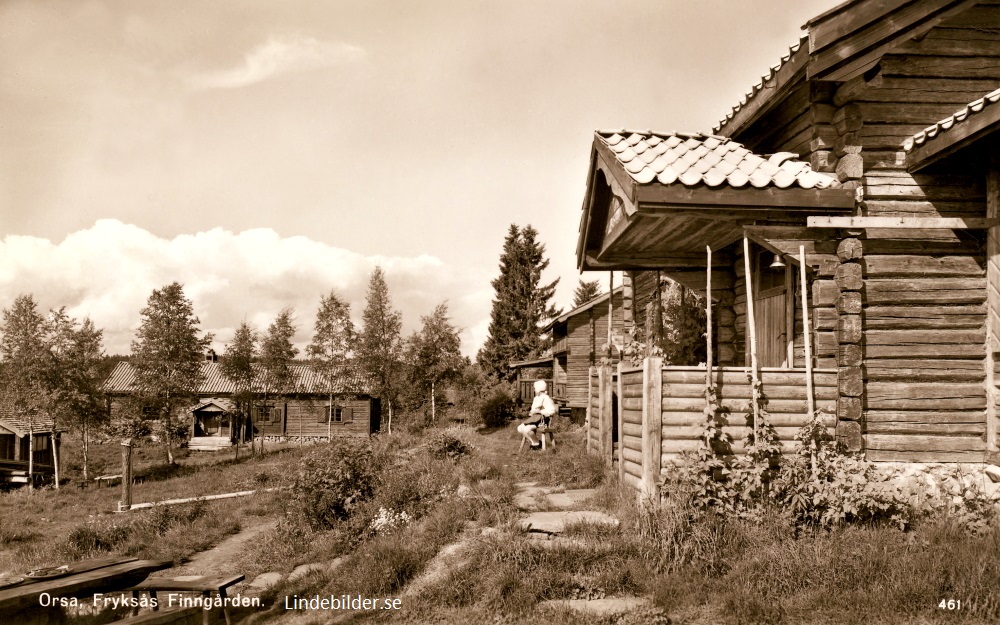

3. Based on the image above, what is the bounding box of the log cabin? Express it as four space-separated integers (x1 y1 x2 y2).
104 359 381 450
577 0 1000 492
542 287 624 420
0 408 61 485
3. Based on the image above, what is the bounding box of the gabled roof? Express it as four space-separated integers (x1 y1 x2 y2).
599 131 838 190
191 398 237 413
904 87 1000 171
0 407 60 437
543 286 623 332
104 361 373 396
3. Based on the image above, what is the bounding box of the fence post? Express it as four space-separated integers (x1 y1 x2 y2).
119 440 133 512
586 366 594 454
599 364 614 467
641 357 663 503
617 361 625 482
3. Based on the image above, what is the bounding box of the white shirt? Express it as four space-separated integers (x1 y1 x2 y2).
530 392 556 418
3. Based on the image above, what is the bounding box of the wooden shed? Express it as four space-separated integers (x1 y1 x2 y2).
0 408 61 485
104 361 381 448
542 287 624 419
577 0 1000 487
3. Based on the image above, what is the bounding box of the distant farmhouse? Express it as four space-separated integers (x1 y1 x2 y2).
0 408 62 485
104 353 381 450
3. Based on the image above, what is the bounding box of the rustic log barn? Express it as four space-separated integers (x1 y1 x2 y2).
104 360 381 449
0 409 61 485
542 287 624 420
578 0 1000 494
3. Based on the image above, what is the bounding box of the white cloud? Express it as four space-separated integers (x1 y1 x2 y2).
0 220 487 357
191 37 365 90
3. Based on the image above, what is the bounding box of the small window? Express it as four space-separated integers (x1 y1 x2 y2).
330 406 343 423
256 405 277 424
33 435 49 451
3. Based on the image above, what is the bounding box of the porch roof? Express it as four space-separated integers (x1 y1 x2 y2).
0 407 59 438
904 87 1000 172
576 131 855 271
191 398 237 413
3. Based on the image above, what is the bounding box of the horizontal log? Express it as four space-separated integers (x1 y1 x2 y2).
863 344 985 358
863 255 984 277
660 367 837 387
661 438 798 454
865 359 985 381
622 446 643 466
622 436 643 453
863 328 985 345
661 424 804 441
866 421 985 436
662 398 837 414
865 434 986 453
622 409 642 425
880 55 1000 80
661 411 826 428
622 422 643 438
865 383 986 410
864 409 987 423
662 383 838 401
864 304 985 329
866 449 985 463
865 278 985 304
859 237 982 255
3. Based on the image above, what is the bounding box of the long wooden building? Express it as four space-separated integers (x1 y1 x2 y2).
104 359 381 449
578 0 1000 482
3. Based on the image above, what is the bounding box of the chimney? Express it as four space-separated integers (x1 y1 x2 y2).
206 349 218 363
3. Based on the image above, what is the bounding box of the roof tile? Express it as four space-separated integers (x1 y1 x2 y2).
596 130 837 191
904 87 1000 152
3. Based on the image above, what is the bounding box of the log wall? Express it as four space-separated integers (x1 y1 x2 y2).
619 366 644 485
563 290 624 408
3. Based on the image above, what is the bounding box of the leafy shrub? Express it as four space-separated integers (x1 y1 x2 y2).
479 389 515 429
292 440 378 530
426 432 471 461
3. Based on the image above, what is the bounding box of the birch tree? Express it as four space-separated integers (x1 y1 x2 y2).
307 291 354 440
131 283 212 465
260 309 298 452
406 303 463 422
221 321 258 460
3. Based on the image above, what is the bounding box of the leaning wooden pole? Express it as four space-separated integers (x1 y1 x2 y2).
120 440 133 512
799 245 815 416
705 246 713 391
743 236 760 438
608 271 614 358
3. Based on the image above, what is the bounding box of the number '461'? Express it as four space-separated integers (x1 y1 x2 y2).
939 599 962 610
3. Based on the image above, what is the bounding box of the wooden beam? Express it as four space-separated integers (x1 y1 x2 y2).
807 216 1000 229
987 142 1000 452
807 0 981 82
637 185 856 211
906 98 1000 172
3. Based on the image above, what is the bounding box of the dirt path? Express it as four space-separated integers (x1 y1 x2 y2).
156 517 279 578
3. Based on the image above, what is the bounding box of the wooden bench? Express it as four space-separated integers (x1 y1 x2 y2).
95 474 123 488
127 574 245 625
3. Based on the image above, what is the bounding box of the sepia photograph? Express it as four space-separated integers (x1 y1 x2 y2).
1 0 1000 623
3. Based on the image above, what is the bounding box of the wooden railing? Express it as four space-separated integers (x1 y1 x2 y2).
552 336 569 354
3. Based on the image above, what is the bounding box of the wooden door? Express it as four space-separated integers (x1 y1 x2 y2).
755 287 787 368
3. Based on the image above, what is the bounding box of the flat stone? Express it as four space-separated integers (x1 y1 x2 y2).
288 563 327 582
249 572 284 589
544 489 596 510
539 596 651 616
985 465 1000 483
514 484 553 511
518 511 620 535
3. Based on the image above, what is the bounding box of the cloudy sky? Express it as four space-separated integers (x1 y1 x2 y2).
0 0 837 356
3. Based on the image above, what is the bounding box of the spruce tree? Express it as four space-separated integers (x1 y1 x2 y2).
477 224 560 381
573 279 602 307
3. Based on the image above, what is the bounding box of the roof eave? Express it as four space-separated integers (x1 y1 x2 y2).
715 41 808 139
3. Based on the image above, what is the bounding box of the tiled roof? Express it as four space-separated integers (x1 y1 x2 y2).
903 87 1000 152
597 131 838 190
713 37 807 134
104 361 373 396
0 406 58 437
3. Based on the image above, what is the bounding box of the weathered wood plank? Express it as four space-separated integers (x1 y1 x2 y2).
864 304 985 329
865 409 986 423
863 329 985 345
866 421 985 435
865 278 985 304
662 383 837 400
863 255 984 276
865 382 986 409
865 433 986 452
880 54 1000 79
863 344 984 358
662 398 837 414
660 368 837 386
866 449 985 462
865 359 986 381
661 411 824 427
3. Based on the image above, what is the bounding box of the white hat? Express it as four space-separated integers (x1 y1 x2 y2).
533 380 548 393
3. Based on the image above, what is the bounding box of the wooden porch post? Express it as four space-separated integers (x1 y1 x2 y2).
586 366 593 453
641 356 663 503
987 142 1000 454
617 361 626 482
599 364 613 467
743 236 761 437
800 246 815 416
706 246 713 388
